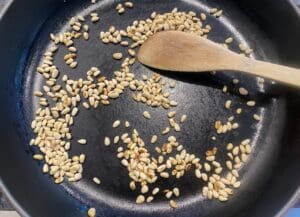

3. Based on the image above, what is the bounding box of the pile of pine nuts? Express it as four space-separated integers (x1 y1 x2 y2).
29 1 261 216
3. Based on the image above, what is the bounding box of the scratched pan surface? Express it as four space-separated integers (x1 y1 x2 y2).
0 0 300 217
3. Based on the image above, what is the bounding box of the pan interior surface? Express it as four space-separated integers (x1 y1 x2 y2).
16 0 285 217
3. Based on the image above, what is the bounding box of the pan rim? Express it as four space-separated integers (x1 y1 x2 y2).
0 0 299 216
0 180 30 217
272 3 300 217
288 0 300 16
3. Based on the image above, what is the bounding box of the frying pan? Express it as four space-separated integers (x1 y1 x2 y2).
0 0 300 217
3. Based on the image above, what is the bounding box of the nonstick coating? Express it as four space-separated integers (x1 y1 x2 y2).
0 1 299 217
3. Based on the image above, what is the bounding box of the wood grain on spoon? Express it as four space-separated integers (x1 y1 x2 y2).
137 31 300 88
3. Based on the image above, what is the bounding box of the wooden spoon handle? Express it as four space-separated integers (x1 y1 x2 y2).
138 31 300 88
244 59 300 88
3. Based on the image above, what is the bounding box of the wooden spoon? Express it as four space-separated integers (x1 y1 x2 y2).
137 31 300 88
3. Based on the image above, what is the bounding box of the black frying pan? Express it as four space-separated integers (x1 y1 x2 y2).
0 0 300 217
